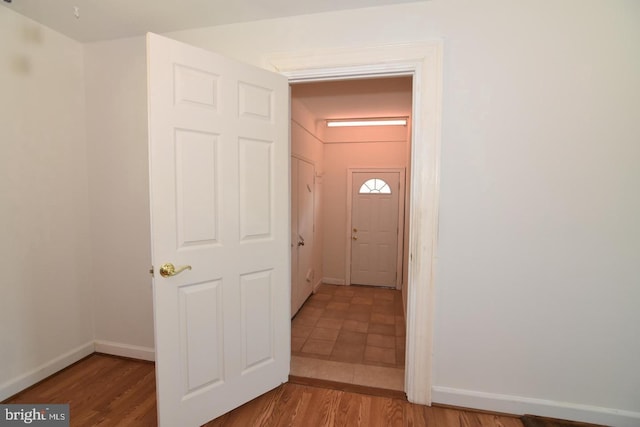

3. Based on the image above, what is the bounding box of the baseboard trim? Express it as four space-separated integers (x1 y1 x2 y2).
432 386 640 427
322 277 346 285
0 341 94 402
94 340 155 362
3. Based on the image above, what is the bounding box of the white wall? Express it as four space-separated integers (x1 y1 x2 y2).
291 99 324 291
165 1 640 424
0 7 94 399
84 37 154 360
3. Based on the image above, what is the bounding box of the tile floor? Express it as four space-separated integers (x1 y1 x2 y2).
290 284 406 391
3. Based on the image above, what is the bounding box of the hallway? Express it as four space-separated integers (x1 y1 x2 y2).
290 284 405 391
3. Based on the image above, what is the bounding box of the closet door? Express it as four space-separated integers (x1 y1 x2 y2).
291 157 314 316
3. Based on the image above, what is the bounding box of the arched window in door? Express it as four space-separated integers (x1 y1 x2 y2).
359 178 391 194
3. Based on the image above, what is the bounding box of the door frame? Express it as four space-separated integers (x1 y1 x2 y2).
265 41 443 405
346 167 406 290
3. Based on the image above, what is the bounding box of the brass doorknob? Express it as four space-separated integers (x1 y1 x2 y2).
159 263 192 278
352 236 358 240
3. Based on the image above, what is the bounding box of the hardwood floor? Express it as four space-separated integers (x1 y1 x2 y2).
204 382 524 427
4 353 525 426
5 354 157 426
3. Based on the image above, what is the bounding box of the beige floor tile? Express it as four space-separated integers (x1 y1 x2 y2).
334 288 356 298
368 323 396 336
337 330 367 345
371 303 395 315
291 324 313 339
366 333 396 349
342 320 369 333
310 327 340 341
292 283 407 385
290 355 317 377
364 345 396 365
353 364 404 391
299 306 324 318
313 360 356 383
373 290 395 301
352 296 373 305
323 309 348 319
315 318 343 330
304 299 328 309
395 321 406 337
291 336 306 352
370 313 395 325
326 301 350 311
330 342 365 363
350 304 372 314
293 314 319 327
346 311 370 322
301 339 334 356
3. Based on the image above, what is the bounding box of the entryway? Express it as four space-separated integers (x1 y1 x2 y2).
290 284 405 391
270 40 443 404
288 76 411 392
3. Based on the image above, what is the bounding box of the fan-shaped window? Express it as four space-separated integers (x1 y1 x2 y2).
359 178 391 194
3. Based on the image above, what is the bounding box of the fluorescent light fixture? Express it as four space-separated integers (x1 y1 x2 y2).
326 118 407 127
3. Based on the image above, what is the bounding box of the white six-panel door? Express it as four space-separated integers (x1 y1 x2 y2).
147 33 289 427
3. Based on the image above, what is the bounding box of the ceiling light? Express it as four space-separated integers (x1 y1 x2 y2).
326 118 407 127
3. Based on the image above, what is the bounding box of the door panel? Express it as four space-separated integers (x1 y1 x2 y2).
239 137 272 239
147 33 289 427
351 171 401 287
175 129 219 246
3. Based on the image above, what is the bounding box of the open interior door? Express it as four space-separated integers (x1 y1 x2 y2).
147 33 290 426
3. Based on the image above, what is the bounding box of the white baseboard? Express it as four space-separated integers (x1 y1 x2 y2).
313 279 323 292
322 277 346 285
94 340 155 362
432 386 640 427
0 341 94 401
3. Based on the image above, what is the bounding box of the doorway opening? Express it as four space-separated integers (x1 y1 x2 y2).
289 76 412 391
269 40 442 404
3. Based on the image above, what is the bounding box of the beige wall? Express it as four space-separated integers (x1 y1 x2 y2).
0 7 94 399
2 0 639 424
322 137 409 284
291 99 324 291
84 36 154 358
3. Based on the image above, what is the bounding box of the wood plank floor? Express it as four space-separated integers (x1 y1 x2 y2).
4 353 524 427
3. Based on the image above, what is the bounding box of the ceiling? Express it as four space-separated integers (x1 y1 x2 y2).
292 77 413 122
1 0 422 43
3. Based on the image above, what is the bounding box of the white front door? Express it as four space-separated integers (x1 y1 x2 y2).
147 33 289 427
350 171 401 287
291 157 314 316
